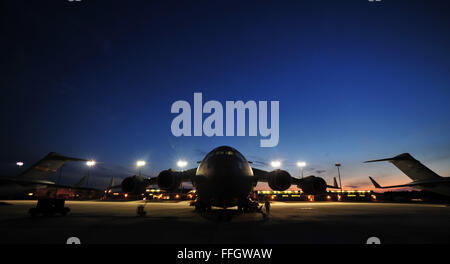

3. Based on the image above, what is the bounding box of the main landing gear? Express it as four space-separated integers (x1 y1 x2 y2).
29 198 70 217
237 199 268 219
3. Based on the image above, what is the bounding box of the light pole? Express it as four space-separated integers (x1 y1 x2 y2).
296 161 306 179
86 160 96 188
137 160 146 177
56 164 64 199
335 163 342 192
16 161 24 174
177 160 188 193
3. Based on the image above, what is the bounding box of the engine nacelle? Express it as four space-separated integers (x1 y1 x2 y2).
157 169 181 190
121 175 147 194
268 169 292 191
297 176 327 194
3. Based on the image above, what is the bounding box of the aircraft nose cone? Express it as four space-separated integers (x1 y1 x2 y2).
210 160 241 181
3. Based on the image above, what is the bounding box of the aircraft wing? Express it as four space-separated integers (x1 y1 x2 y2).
252 168 340 188
0 176 99 191
252 167 302 187
107 177 157 191
252 167 270 182
119 168 197 192
179 168 197 181
0 177 55 187
157 167 197 185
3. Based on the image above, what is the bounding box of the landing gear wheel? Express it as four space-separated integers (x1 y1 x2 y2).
194 200 211 213
28 208 38 217
195 203 205 213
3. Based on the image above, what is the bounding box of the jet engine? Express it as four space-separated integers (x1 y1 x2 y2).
297 176 327 194
267 169 292 191
157 169 182 190
121 175 148 193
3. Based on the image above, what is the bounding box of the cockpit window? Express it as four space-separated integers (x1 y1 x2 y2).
214 150 234 156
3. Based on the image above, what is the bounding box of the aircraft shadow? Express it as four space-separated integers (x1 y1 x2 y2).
197 208 269 222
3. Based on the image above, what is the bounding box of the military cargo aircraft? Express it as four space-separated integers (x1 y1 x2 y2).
119 146 340 211
367 153 450 196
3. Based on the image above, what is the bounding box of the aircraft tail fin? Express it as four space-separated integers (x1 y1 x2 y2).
108 176 115 189
19 152 88 181
369 176 382 188
364 153 441 181
333 177 339 188
326 177 341 189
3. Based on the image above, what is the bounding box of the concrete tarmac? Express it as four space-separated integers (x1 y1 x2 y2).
0 200 449 244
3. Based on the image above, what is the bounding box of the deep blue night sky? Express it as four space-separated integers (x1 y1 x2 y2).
1 0 449 189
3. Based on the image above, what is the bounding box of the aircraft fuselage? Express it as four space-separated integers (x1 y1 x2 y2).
414 180 450 196
193 146 255 207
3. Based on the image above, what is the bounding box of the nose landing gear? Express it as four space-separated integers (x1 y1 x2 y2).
194 200 211 213
237 199 260 213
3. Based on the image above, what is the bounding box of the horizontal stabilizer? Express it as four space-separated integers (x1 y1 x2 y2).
365 153 414 163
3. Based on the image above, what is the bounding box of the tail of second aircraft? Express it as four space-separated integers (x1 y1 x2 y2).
365 153 441 181
326 177 341 189
107 176 115 189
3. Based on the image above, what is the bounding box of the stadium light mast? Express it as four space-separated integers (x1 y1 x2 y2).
335 163 342 191
177 160 188 171
137 160 146 177
270 160 282 169
297 161 306 179
55 165 63 199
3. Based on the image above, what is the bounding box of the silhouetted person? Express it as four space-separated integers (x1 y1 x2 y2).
264 200 271 214
137 205 146 216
